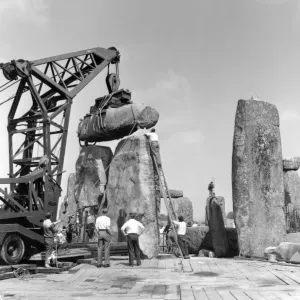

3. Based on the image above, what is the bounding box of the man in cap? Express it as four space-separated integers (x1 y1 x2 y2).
95 208 112 267
43 212 61 268
121 213 145 267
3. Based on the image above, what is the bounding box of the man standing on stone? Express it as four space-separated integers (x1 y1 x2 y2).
43 212 61 268
145 128 162 167
172 216 190 259
95 208 112 268
121 213 145 267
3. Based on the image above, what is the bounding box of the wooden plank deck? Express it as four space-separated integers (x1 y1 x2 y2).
2 257 300 299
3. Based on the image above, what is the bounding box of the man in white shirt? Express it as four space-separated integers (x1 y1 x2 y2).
172 215 190 259
43 212 61 268
95 208 111 268
121 213 145 266
144 128 162 167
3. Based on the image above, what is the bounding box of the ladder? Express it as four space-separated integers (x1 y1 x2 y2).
147 139 184 258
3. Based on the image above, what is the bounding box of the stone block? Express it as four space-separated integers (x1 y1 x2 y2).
232 99 286 257
106 131 160 258
283 157 300 171
171 197 193 224
284 170 300 207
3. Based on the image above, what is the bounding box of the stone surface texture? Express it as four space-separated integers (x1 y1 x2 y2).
106 131 161 258
74 146 113 208
264 242 300 261
78 103 159 142
283 157 300 171
232 99 286 257
283 170 300 207
205 196 227 226
59 173 77 228
186 227 209 254
171 197 193 224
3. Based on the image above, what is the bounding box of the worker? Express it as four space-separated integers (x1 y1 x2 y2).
95 208 112 268
56 227 69 253
121 213 145 267
43 212 61 268
172 216 190 259
144 128 162 167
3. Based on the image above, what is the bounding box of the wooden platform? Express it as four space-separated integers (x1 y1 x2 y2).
4 257 300 299
28 248 91 261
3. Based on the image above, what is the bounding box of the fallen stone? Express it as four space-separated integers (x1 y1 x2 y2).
161 189 183 198
283 170 300 207
78 103 159 142
232 99 286 257
205 196 227 226
200 228 239 258
171 197 193 224
283 157 300 171
106 131 160 259
264 242 300 261
186 227 209 254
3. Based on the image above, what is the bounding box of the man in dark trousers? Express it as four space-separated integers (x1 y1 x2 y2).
172 216 190 259
43 212 61 268
95 208 112 268
121 213 145 267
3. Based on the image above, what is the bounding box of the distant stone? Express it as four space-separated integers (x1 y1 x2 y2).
283 157 300 171
161 189 183 198
205 196 227 226
106 132 160 259
74 146 113 208
171 197 193 224
232 99 286 257
283 170 300 207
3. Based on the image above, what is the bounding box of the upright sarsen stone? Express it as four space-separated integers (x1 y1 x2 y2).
106 131 161 258
232 99 286 257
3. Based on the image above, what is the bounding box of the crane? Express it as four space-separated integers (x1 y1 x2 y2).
0 46 121 264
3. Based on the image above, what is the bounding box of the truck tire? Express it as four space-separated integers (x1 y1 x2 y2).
0 234 25 264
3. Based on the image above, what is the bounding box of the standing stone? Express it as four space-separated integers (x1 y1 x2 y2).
171 197 193 224
59 173 77 228
232 99 286 257
205 196 227 226
106 131 160 258
283 157 300 207
74 146 113 208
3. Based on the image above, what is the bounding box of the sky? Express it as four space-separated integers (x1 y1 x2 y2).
0 0 300 221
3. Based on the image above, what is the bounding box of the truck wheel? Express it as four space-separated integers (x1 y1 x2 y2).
0 234 25 264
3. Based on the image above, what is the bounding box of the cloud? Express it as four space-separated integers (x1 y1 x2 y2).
132 70 195 132
280 110 300 121
0 0 49 25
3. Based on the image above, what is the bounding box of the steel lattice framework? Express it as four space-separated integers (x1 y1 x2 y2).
0 47 120 220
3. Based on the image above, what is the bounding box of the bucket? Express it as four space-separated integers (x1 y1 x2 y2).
268 254 277 263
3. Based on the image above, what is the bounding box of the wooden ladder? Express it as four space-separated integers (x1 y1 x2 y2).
147 139 183 258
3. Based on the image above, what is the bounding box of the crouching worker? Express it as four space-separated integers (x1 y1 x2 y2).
43 212 61 268
121 213 145 267
172 216 190 259
95 208 112 268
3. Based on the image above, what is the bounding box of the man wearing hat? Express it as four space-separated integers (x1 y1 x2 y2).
43 212 61 268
